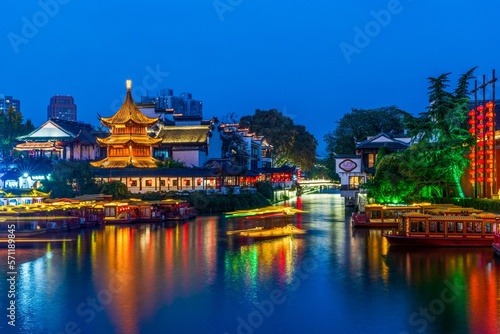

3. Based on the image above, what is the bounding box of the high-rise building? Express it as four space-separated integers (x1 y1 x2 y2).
140 89 203 118
47 95 77 121
0 95 21 112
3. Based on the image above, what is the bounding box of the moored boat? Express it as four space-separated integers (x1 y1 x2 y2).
383 212 495 247
492 218 500 257
351 204 424 228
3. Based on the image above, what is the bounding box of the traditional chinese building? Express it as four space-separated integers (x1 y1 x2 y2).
91 80 162 168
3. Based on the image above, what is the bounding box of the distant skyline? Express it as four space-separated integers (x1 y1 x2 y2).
2 0 499 155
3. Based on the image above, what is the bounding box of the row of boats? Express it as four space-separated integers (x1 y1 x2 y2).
0 197 197 239
351 203 500 254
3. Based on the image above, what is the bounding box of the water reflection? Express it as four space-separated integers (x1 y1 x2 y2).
385 247 500 334
224 236 304 301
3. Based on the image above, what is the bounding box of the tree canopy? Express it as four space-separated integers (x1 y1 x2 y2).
366 68 476 202
0 106 34 157
240 109 318 171
324 106 409 156
40 160 99 198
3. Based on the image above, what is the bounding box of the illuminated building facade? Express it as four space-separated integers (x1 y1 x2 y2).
47 95 77 121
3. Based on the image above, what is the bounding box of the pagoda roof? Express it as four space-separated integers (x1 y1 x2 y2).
156 125 211 144
90 157 159 169
96 135 162 146
355 132 410 150
15 141 64 151
17 119 97 144
100 85 159 127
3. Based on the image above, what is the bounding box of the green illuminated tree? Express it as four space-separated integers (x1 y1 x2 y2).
368 68 476 202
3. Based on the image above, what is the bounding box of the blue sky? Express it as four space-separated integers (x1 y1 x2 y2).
1 0 499 155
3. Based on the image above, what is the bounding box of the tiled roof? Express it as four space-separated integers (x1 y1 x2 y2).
90 157 159 168
17 119 98 144
355 132 409 150
92 167 217 178
96 135 162 146
157 125 210 144
100 89 159 127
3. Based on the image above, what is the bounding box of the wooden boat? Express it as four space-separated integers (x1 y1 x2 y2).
103 202 138 224
351 204 424 228
383 212 495 247
225 206 306 218
0 210 47 237
158 199 197 221
239 224 306 239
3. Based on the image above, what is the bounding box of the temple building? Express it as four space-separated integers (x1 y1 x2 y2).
15 118 102 160
91 80 162 168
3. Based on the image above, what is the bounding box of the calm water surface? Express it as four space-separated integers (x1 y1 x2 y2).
1 193 499 334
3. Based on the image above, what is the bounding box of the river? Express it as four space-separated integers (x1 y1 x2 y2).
1 193 499 334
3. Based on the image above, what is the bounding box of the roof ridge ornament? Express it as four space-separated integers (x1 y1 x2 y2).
126 79 132 90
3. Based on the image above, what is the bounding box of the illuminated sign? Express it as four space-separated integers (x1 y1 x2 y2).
339 159 357 172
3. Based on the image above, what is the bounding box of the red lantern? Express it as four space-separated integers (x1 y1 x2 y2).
478 177 484 182
469 110 476 116
487 130 494 136
477 124 484 129
487 178 493 183
487 168 494 173
469 169 475 175
477 114 485 120
469 128 476 134
487 149 494 155
477 159 484 164
486 121 494 127
478 141 485 147
468 119 476 125
478 105 485 112
486 112 494 118
486 101 494 109
487 159 494 164
469 153 476 159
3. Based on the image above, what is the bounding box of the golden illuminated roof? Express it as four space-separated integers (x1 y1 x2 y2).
96 135 162 146
157 125 210 144
91 157 159 168
100 81 159 127
14 141 63 151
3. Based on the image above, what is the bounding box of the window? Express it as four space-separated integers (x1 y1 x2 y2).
145 180 153 187
348 176 364 190
410 222 418 232
371 210 381 219
456 222 463 233
196 179 202 186
367 154 376 168
486 223 492 233
448 222 455 233
429 222 436 233
130 180 137 187
172 180 178 186
418 221 426 233
438 222 445 232
160 180 166 187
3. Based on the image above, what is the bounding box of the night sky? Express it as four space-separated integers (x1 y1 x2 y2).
1 0 499 154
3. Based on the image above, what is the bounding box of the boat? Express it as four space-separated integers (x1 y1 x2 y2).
225 205 307 218
491 216 500 257
157 199 197 221
226 227 264 235
102 202 138 224
351 203 424 228
383 212 495 247
0 209 47 237
239 224 306 239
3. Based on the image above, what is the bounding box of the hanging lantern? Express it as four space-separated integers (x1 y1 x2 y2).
478 105 485 112
487 178 493 183
478 177 484 182
477 159 484 164
469 109 476 116
470 178 476 183
477 114 485 120
477 123 485 129
486 121 494 127
487 149 494 155
486 111 494 118
469 128 476 134
469 153 476 159
477 141 485 147
487 130 494 136
468 119 476 125
486 139 494 146
486 101 494 109
487 159 494 164
469 169 476 175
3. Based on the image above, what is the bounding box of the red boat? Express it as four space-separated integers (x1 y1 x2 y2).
383 212 495 247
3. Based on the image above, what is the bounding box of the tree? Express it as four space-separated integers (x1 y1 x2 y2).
156 157 187 168
366 68 476 202
240 109 318 171
324 106 409 156
40 161 99 198
0 106 35 158
100 181 129 200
